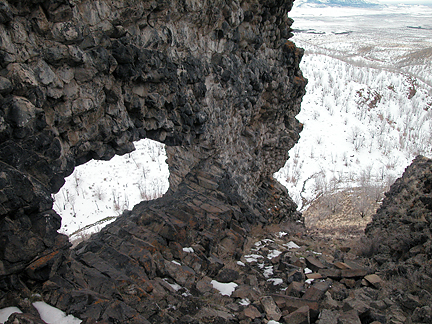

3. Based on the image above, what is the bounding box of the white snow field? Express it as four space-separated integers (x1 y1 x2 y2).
275 3 432 209
32 302 82 324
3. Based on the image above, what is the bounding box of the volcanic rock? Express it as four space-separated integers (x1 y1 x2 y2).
0 0 306 322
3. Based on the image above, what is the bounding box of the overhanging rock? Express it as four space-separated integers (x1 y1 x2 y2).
0 0 306 321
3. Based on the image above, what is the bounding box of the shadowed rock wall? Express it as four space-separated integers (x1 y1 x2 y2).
0 0 306 321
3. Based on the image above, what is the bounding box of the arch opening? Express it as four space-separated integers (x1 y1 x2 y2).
53 139 169 244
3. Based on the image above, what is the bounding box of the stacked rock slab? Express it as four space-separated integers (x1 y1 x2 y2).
0 0 306 321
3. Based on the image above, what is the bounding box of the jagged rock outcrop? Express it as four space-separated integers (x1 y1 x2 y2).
0 0 306 322
365 155 432 321
365 156 432 281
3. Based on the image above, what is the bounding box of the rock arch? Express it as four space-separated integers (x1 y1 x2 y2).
0 0 306 321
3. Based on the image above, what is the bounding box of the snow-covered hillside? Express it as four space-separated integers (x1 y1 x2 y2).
274 53 432 208
275 4 432 209
289 4 432 86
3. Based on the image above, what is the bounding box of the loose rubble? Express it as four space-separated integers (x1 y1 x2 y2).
1 156 432 323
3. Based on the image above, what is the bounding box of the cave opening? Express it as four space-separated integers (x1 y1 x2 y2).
53 138 169 244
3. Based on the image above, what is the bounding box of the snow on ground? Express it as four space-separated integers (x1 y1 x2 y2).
267 278 284 285
163 278 183 292
211 280 238 296
267 250 282 259
275 4 432 209
0 307 22 323
284 241 301 249
242 236 320 295
0 302 82 324
290 3 432 82
54 139 169 239
239 298 251 306
32 302 82 324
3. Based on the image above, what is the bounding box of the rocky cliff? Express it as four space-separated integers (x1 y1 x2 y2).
365 156 432 304
0 0 306 322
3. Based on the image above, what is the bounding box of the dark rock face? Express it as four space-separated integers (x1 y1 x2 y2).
0 0 306 321
365 156 432 314
365 156 432 273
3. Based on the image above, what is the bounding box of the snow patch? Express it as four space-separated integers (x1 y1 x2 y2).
263 266 274 278
254 239 273 248
163 278 182 291
182 247 194 253
267 250 282 259
211 280 238 296
267 278 284 285
0 307 22 323
277 231 288 237
244 254 264 263
284 241 301 249
32 302 82 324
239 298 251 306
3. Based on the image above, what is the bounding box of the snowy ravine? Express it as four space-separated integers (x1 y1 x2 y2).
53 139 169 240
274 4 432 209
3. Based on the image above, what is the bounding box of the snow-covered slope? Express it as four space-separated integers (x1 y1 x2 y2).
275 4 432 209
275 53 432 208
289 3 432 86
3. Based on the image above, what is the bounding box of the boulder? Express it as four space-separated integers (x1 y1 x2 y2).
305 256 326 272
215 268 239 283
260 296 282 321
364 274 383 289
243 305 262 320
337 310 361 324
283 305 310 324
5 313 47 324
